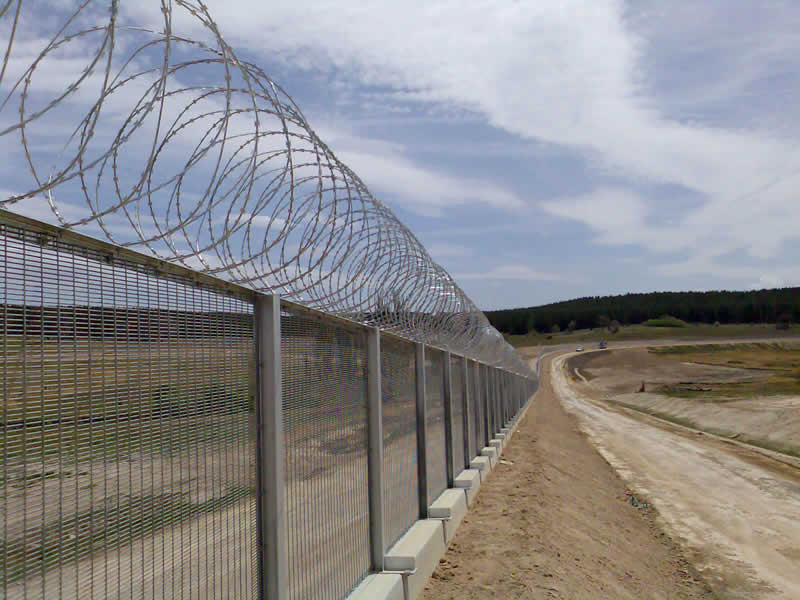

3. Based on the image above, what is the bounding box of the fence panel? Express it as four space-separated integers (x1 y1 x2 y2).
280 308 370 600
449 355 465 475
473 363 485 451
0 222 258 600
380 337 419 549
424 348 448 504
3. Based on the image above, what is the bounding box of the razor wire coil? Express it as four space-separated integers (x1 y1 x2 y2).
0 0 531 374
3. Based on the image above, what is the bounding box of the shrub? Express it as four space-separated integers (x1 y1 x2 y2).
608 320 621 334
642 315 688 328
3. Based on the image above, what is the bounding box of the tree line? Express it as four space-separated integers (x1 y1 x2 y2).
486 288 800 335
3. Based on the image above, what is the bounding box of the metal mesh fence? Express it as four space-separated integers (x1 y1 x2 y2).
380 337 418 549
1 214 537 599
424 349 447 504
0 222 258 599
449 356 465 474
469 362 482 454
280 308 370 600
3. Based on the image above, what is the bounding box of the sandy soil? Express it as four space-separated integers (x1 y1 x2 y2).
421 355 714 600
553 353 800 599
568 347 800 456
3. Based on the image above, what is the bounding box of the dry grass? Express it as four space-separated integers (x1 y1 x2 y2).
651 342 800 399
506 323 800 348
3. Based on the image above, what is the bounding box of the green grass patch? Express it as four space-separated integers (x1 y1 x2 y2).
642 315 688 328
650 342 800 399
507 322 800 348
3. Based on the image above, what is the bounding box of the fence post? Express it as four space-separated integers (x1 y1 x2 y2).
254 294 287 600
462 357 472 468
415 342 429 517
443 351 454 487
482 364 490 446
489 368 496 437
366 328 385 570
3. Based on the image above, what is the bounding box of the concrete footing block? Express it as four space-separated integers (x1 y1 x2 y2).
490 438 503 454
454 468 481 505
346 573 404 600
385 519 446 600
470 455 491 475
429 489 468 544
481 446 498 467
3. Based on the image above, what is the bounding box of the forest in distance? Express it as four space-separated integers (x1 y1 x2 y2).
486 287 800 336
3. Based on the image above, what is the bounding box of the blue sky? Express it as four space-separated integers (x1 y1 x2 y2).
4 1 800 311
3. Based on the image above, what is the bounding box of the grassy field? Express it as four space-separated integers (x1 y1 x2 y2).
650 342 800 399
506 322 800 348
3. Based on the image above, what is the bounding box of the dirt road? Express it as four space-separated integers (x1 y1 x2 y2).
421 355 714 600
552 353 800 599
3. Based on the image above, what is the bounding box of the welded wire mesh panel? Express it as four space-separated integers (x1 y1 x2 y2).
479 365 489 449
281 308 370 600
381 337 418 548
466 362 476 460
424 348 447 504
470 362 482 454
0 222 257 599
449 356 465 474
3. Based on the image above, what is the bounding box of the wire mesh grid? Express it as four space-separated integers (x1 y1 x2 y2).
380 337 418 549
280 308 371 600
423 349 447 504
469 362 481 455
449 356 465 475
0 222 258 599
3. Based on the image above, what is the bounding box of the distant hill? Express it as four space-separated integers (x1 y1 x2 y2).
486 288 800 335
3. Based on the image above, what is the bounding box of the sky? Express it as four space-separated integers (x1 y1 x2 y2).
3 1 800 311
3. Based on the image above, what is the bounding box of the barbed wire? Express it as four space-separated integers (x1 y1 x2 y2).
0 0 531 374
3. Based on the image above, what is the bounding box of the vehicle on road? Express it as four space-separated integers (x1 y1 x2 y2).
576 346 584 352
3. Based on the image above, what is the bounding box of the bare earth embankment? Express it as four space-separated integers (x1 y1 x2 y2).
421 355 714 600
568 345 800 458
555 351 800 599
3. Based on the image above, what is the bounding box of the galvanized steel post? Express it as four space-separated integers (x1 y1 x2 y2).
367 328 385 570
482 365 490 446
415 342 429 517
462 357 472 468
254 294 287 600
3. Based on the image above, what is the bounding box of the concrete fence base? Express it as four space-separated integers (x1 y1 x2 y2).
346 393 536 600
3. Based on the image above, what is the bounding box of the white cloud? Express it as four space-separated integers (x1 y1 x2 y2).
124 0 800 275
455 264 563 283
